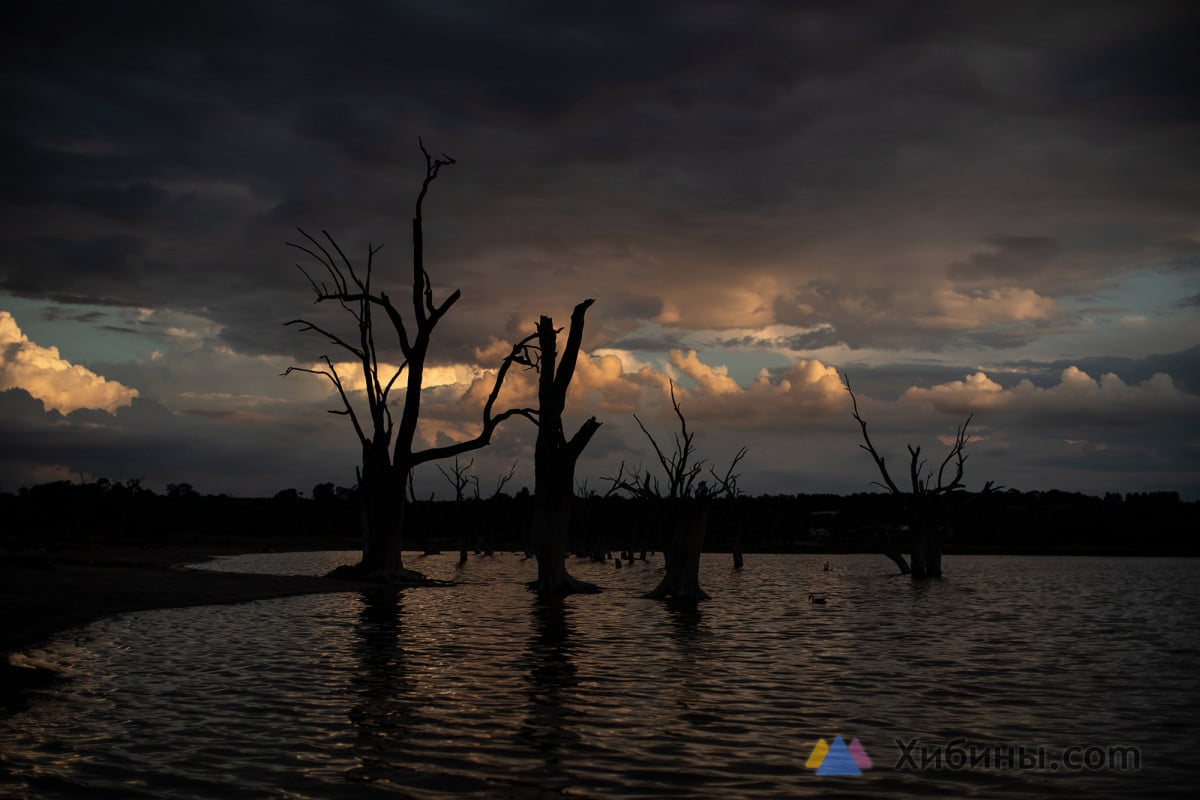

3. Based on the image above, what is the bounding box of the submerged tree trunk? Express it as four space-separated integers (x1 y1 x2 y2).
527 302 601 596
353 461 423 582
731 521 744 569
906 498 944 580
877 529 912 575
293 146 537 587
646 499 710 602
358 485 408 576
530 474 598 594
908 527 944 579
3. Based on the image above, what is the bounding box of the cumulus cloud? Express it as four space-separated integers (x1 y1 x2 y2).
659 349 847 430
901 366 1198 425
3 3 1198 496
776 281 1062 350
919 286 1058 329
0 310 139 414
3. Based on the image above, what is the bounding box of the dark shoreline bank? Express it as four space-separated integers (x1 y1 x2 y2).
0 544 375 713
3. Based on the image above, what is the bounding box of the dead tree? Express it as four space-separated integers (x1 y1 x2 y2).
607 382 745 601
844 375 996 579
437 457 474 564
523 300 603 596
284 142 534 583
471 460 518 556
474 460 518 501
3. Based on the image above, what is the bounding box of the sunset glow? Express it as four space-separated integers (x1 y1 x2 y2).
1 3 1196 498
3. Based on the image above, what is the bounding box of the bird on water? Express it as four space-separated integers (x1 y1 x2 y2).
809 594 827 605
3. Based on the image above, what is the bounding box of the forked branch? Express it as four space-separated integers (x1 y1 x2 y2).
282 356 369 447
844 373 975 497
613 381 745 501
409 330 541 466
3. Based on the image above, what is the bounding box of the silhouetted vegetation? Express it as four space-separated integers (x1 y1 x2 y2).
4 482 1195 556
1 480 1195 558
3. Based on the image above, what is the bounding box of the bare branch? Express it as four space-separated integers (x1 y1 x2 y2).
844 373 902 495
436 456 474 501
285 318 364 360
907 444 922 494
282 357 368 446
705 446 748 498
409 330 540 467
932 414 972 494
413 137 456 326
603 460 659 500
633 413 675 490
321 230 365 291
492 460 519 498
553 298 595 399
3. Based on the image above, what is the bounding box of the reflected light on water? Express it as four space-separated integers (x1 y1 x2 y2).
2 553 1199 798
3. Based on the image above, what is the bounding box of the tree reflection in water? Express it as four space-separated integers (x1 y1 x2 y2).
346 589 424 787
519 596 581 791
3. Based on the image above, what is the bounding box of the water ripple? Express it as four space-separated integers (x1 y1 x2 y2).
2 553 1199 798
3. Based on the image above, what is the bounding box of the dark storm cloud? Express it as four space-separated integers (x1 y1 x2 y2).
5 1 1197 355
608 332 690 353
948 235 1062 282
3 1 1198 498
0 387 360 496
1 234 150 303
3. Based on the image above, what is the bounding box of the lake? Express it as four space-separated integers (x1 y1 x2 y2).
2 553 1198 798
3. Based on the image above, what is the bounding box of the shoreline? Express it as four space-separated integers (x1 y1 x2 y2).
0 545 375 712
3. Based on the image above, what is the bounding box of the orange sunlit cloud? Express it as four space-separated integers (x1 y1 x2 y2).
0 311 139 415
901 367 1196 420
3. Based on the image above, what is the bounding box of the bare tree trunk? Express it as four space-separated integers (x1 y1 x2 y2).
356 468 411 578
291 145 538 586
647 499 710 601
908 498 944 579
910 526 929 580
531 473 598 594
844 377 988 581
909 526 944 579
457 511 469 565
527 302 601 596
877 529 912 575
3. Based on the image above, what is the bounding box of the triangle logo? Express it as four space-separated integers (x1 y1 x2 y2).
815 736 862 776
848 738 873 769
805 738 830 769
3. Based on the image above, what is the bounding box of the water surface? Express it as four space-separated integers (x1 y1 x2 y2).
2 553 1198 798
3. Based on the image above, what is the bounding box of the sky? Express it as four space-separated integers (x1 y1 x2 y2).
2 1 1198 500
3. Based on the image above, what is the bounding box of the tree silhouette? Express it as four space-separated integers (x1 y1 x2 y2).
523 300 603 596
608 382 745 601
284 142 534 582
844 375 997 578
437 456 476 565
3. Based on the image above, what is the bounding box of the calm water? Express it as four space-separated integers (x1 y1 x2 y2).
2 553 1199 798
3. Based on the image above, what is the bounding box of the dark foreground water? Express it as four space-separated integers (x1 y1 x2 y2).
2 553 1199 799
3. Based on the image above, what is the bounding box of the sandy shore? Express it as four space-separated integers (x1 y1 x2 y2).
0 545 373 709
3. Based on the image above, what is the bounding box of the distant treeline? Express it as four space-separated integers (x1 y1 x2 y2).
1 479 1195 556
